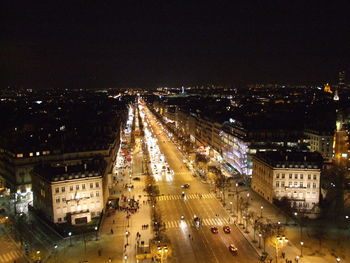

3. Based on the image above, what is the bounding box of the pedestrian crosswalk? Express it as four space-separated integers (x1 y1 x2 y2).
164 217 232 229
156 193 216 201
0 250 23 263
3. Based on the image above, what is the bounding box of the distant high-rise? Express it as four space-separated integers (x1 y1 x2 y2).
339 70 346 87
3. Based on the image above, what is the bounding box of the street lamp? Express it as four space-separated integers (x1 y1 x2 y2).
68 232 72 246
336 257 341 262
36 250 41 261
95 226 98 240
125 231 130 246
295 255 300 263
275 235 288 263
258 233 262 248
300 241 304 257
124 255 128 262
260 206 264 217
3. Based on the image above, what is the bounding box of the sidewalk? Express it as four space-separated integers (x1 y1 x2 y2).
219 185 337 263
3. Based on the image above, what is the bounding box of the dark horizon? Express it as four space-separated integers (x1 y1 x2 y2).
1 2 350 89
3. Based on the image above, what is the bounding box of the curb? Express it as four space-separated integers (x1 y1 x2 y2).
216 196 263 259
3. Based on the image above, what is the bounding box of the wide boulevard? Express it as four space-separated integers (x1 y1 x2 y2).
141 105 258 263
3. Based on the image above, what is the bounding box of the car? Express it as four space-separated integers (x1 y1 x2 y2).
181 184 190 189
228 244 238 254
223 226 231 233
132 177 141 181
210 227 219 234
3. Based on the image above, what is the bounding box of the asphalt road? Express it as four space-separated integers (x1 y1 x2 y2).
141 105 259 263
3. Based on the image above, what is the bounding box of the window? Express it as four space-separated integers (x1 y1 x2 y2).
300 174 303 179
95 182 100 188
276 181 280 187
82 184 85 190
58 218 62 222
55 187 59 194
61 187 65 193
294 182 298 186
70 186 73 191
29 152 34 157
96 191 100 197
56 197 60 203
289 182 292 187
62 197 66 202
313 174 317 180
276 174 280 179
281 174 285 179
294 174 298 179
308 174 311 180
300 182 303 188
76 185 79 190
90 183 93 189
289 174 292 179
90 192 94 197
313 183 317 188
307 183 310 188
281 182 285 187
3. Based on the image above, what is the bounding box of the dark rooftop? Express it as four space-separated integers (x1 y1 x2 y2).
33 158 106 182
254 151 323 169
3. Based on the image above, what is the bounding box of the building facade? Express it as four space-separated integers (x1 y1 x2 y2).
304 129 333 162
252 151 322 213
32 159 105 224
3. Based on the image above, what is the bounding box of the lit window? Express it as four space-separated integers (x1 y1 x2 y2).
96 191 100 197
29 152 34 157
36 152 40 156
16 153 23 158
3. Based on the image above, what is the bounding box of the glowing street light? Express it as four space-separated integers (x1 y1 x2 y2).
260 206 264 217
95 226 98 240
300 241 304 257
68 232 72 246
274 235 288 263
125 231 130 245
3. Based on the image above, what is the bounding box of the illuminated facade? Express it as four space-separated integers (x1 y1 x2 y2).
252 151 322 213
304 129 333 162
32 160 105 224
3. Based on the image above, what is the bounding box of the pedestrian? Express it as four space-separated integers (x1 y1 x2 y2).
282 252 285 259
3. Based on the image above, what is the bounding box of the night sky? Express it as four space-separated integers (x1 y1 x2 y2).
1 1 350 89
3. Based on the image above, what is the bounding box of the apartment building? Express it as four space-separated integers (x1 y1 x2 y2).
32 159 105 224
304 129 334 162
252 151 322 213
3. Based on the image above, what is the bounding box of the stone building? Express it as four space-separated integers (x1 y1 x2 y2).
252 151 322 212
32 159 105 224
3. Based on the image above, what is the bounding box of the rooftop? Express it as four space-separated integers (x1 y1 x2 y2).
33 158 106 182
254 151 323 169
